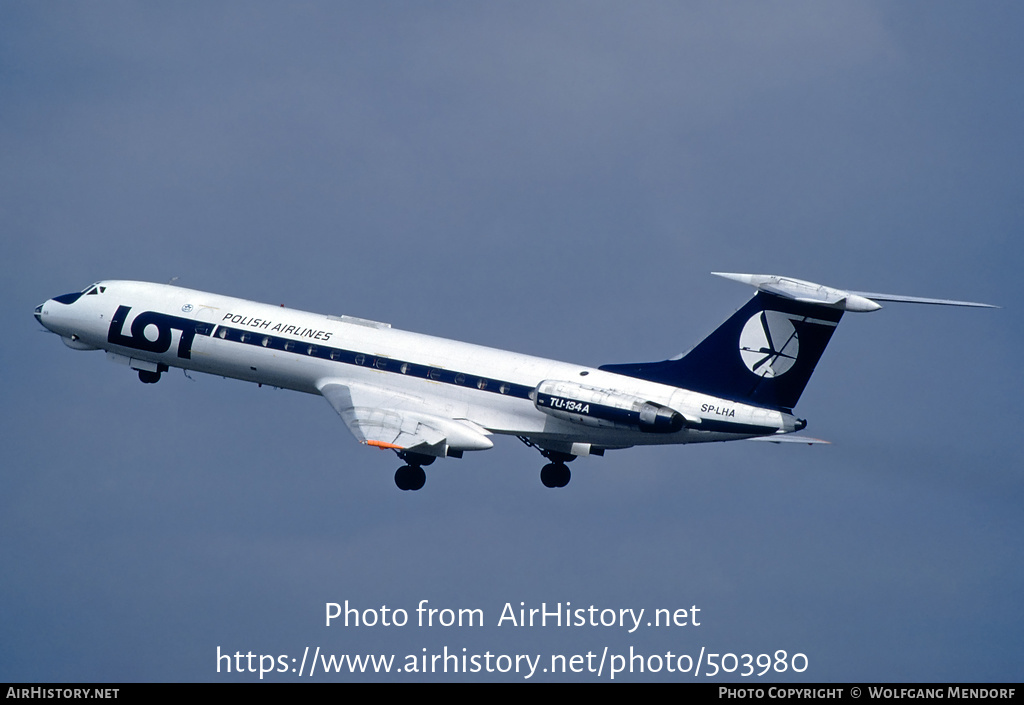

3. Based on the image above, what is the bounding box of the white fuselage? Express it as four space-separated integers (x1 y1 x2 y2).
36 281 800 457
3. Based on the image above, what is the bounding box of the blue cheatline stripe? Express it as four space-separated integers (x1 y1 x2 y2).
209 324 535 401
208 324 777 436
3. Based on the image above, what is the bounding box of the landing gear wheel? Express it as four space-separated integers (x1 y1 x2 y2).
138 370 161 384
540 462 571 488
395 464 426 491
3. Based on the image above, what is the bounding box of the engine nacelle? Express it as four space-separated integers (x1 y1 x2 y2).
533 380 685 434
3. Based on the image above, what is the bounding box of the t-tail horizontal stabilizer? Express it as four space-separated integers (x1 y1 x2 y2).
600 272 996 412
711 272 998 310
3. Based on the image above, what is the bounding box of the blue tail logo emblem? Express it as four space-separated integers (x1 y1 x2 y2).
739 310 799 378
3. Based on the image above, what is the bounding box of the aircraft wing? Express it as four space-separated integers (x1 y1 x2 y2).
746 434 831 445
317 379 493 457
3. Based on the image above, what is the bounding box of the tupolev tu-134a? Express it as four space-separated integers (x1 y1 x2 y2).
35 273 995 491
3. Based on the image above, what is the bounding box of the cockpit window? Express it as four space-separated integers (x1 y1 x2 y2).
53 292 84 305
55 283 105 305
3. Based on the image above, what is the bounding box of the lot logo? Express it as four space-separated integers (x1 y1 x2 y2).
739 310 799 378
107 305 200 359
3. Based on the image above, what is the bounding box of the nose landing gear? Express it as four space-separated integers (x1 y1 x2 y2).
138 364 169 384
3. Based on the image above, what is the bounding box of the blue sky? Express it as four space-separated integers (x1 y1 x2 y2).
2 2 1021 682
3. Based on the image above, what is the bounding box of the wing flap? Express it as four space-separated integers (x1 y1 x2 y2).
318 379 493 457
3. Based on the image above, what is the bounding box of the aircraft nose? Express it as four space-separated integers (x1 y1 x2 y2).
34 300 54 331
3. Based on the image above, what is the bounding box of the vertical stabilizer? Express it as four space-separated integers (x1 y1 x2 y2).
600 292 842 410
600 272 994 410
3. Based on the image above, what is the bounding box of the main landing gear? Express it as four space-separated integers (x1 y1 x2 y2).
518 437 576 488
540 460 572 488
394 452 434 491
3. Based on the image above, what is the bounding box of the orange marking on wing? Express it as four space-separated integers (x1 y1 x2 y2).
365 440 404 450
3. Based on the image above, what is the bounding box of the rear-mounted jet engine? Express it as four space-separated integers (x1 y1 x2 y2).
533 380 685 434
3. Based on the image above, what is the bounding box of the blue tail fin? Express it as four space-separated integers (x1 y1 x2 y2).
599 292 843 411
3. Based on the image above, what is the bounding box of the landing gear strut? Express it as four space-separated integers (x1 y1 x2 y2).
393 451 434 491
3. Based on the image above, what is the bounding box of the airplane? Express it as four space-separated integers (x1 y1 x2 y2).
34 273 994 491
